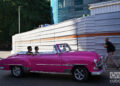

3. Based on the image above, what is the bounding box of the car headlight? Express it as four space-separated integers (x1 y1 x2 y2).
93 56 104 70
93 66 99 71
93 59 99 71
100 56 104 60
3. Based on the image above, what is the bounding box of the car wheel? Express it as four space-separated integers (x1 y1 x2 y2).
72 66 89 81
11 66 23 77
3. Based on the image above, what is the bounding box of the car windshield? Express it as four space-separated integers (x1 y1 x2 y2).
17 51 27 54
59 44 72 53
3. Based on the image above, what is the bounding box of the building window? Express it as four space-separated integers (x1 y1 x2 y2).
75 7 83 11
58 0 66 8
74 0 83 5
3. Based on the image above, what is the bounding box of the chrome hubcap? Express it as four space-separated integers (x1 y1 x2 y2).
13 67 21 76
74 69 85 80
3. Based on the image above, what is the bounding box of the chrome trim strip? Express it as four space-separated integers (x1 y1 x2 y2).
62 64 73 66
30 71 72 75
3 63 88 67
73 64 88 66
36 64 88 66
3 64 23 66
36 64 62 66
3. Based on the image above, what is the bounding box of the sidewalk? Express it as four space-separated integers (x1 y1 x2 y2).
0 51 11 59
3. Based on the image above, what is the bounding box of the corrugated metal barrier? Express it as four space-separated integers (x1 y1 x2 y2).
12 1 120 60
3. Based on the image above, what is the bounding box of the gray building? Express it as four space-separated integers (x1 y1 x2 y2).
51 0 110 24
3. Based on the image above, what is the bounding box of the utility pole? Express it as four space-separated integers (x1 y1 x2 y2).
18 6 21 33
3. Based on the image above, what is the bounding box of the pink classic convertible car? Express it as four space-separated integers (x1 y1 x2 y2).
0 43 104 81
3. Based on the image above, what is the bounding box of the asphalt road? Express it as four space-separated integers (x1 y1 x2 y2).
0 70 119 86
0 51 120 86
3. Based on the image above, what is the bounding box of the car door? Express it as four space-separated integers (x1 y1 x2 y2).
29 53 62 72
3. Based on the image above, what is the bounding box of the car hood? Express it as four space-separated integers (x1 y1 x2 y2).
63 51 100 60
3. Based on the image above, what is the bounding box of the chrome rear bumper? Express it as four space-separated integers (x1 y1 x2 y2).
0 67 4 70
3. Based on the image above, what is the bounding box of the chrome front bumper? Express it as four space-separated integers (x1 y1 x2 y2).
91 68 105 75
92 56 106 75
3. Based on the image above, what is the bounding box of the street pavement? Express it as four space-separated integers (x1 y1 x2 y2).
0 51 120 86
0 51 11 59
0 70 119 86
